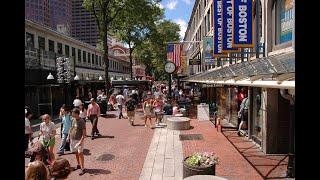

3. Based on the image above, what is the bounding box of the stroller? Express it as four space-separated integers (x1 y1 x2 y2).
25 137 53 165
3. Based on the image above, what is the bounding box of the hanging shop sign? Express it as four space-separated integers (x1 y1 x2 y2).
222 0 239 52
213 0 227 57
204 59 215 65
232 0 254 47
189 59 201 65
203 36 216 65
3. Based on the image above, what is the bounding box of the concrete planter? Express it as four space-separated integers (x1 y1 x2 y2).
183 157 216 178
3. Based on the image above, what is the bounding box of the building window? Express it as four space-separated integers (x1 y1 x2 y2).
274 0 293 45
207 10 211 32
26 32 34 48
95 55 98 65
57 43 63 54
65 45 70 57
38 36 45 50
48 39 54 52
99 56 102 66
78 49 81 62
72 47 75 57
92 54 95 64
88 52 91 63
83 51 86 63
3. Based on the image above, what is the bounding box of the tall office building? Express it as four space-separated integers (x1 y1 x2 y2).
25 0 72 35
25 0 50 27
71 0 100 46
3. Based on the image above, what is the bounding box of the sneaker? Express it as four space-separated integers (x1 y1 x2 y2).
144 124 147 127
237 131 241 136
79 169 85 176
91 136 94 140
96 133 102 137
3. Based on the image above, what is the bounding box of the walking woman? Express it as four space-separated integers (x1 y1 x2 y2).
79 104 87 121
57 107 72 156
143 98 153 128
39 114 56 162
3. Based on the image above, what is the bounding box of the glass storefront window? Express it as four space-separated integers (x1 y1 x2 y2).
252 87 263 143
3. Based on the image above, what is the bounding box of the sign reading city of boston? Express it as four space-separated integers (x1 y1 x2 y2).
233 0 254 47
222 0 239 52
213 0 227 57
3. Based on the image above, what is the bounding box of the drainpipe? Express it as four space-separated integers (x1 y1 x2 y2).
280 89 295 178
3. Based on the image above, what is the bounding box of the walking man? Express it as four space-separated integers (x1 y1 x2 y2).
67 108 86 175
125 94 136 126
116 91 125 119
73 96 82 109
57 107 72 156
237 93 249 136
87 98 101 140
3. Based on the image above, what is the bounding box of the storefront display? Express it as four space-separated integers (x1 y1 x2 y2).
252 87 263 145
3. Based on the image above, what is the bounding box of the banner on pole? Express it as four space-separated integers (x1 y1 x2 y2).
232 0 254 47
213 0 227 57
222 0 239 52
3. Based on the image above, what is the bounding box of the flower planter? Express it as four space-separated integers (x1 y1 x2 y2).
183 157 216 178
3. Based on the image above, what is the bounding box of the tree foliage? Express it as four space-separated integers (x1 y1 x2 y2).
134 20 180 80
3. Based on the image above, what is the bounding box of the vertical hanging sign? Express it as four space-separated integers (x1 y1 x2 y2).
203 36 215 65
233 0 254 47
213 0 226 57
222 0 239 52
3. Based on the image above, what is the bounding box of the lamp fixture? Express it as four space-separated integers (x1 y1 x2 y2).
74 74 80 81
47 73 54 80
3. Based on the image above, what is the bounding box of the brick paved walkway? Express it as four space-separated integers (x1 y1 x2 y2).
26 109 154 180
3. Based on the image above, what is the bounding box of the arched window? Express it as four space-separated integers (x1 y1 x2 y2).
273 0 293 45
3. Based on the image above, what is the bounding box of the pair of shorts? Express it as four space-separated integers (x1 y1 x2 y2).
70 139 84 153
127 111 135 117
41 138 55 147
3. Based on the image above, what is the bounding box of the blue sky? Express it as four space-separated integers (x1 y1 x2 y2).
157 0 195 39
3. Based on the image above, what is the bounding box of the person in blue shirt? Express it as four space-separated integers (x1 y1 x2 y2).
57 107 72 155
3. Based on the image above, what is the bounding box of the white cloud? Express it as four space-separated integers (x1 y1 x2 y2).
173 19 187 39
167 0 178 10
183 0 192 5
156 3 164 9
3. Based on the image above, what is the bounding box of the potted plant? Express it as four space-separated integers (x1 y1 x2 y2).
183 152 219 178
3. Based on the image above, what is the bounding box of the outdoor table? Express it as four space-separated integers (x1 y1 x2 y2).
183 175 228 180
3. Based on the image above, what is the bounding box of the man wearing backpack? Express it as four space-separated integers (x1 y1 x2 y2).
125 94 136 126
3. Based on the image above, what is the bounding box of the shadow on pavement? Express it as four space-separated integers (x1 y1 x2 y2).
85 169 111 175
94 135 115 139
132 124 145 127
83 149 91 156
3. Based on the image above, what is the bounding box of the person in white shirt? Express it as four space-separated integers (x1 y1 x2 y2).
116 92 125 119
25 107 33 151
73 96 82 108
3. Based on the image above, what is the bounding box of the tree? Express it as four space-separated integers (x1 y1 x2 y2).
134 20 180 80
111 0 163 79
83 0 126 95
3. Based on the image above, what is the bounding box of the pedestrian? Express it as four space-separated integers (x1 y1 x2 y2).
67 108 86 176
143 98 153 128
25 107 33 151
49 158 71 179
79 104 87 121
59 104 66 139
116 91 125 119
125 94 136 126
57 107 72 156
237 88 246 128
163 99 173 115
39 114 56 162
25 160 50 180
237 92 249 136
87 98 101 140
153 97 163 126
174 88 179 101
73 96 82 109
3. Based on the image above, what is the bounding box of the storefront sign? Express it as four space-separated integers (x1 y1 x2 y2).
204 59 215 65
233 0 254 47
213 0 226 57
189 59 201 65
222 0 239 52
203 84 224 88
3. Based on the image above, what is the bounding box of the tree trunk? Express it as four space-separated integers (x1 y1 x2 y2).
104 34 109 114
129 48 133 80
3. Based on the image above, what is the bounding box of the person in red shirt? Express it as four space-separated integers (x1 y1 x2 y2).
87 98 101 140
237 88 246 128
